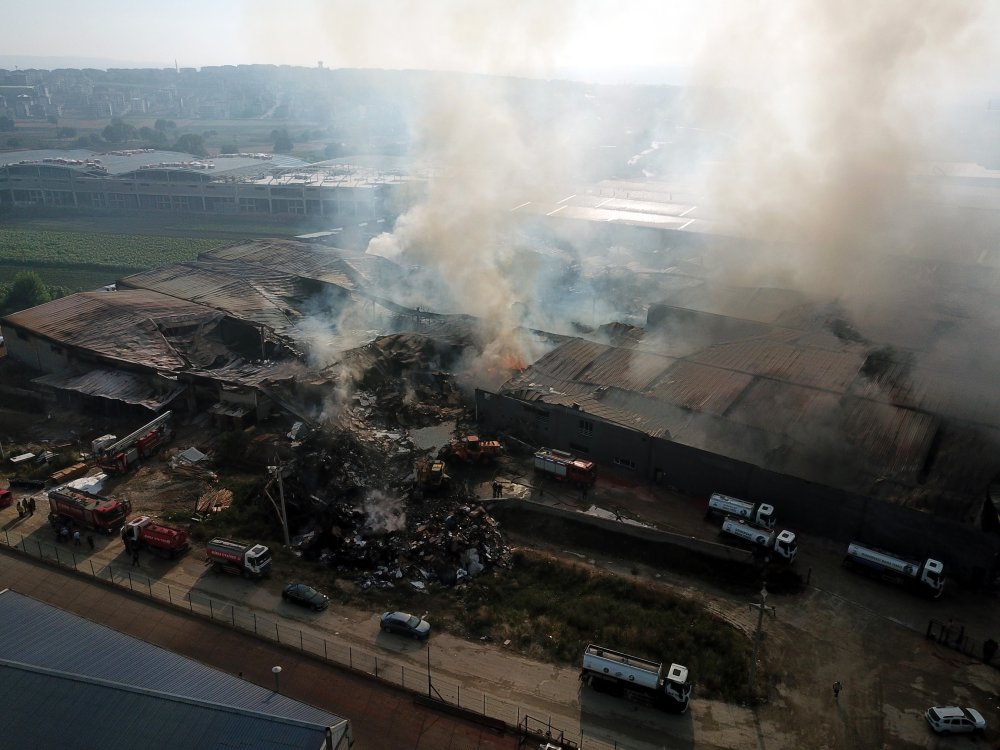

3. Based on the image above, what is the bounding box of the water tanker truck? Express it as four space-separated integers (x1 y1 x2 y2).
122 515 189 559
720 518 798 562
843 542 944 598
205 537 272 580
580 644 691 713
533 448 596 487
706 492 775 529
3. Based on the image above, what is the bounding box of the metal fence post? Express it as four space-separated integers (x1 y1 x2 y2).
168 586 173 605
349 647 352 668
210 600 214 619
231 608 235 626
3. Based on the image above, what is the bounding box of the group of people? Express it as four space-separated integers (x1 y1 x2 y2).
15 497 36 518
491 480 504 498
56 523 95 550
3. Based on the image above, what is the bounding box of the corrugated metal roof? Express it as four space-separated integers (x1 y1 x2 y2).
578 347 674 391
647 360 753 415
0 590 348 749
1 290 223 370
33 369 184 411
690 339 864 393
119 260 306 334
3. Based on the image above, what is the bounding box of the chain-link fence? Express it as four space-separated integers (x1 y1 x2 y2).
1 527 624 750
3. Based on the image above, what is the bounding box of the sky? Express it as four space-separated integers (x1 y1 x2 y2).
2 0 720 84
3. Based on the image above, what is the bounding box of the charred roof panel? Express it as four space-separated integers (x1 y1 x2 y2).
690 339 865 393
647 361 754 415
1 291 221 370
119 261 304 334
578 348 674 391
521 338 609 382
726 378 842 432
33 369 184 411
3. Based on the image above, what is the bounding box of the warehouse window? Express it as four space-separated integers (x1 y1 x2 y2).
614 457 636 471
578 419 593 437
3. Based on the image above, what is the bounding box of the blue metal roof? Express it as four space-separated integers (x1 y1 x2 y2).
0 589 349 749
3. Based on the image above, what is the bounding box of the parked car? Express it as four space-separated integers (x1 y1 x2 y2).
924 706 986 734
379 611 431 640
281 583 329 611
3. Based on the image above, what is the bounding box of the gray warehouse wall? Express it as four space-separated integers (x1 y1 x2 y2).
477 389 1000 586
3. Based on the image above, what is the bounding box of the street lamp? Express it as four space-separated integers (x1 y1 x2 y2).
272 665 282 693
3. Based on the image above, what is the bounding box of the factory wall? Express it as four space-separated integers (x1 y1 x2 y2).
477 389 1000 586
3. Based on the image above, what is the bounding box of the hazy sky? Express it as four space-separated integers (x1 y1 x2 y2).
3 0 718 82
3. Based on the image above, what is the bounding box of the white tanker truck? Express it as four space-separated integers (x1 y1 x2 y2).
580 644 692 713
720 518 798 563
706 492 775 529
843 542 944 598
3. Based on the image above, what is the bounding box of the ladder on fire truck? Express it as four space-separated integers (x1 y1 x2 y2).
98 411 173 458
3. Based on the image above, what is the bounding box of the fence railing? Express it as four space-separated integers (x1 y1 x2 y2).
2 527 623 750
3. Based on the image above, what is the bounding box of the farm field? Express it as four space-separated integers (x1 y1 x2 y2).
0 213 308 292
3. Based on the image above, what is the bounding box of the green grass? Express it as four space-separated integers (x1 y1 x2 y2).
0 228 219 270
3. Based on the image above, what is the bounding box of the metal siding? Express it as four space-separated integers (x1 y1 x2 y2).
0 591 348 734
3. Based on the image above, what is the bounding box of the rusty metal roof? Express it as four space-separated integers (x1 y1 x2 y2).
119 260 305 335
201 239 404 292
1 291 222 371
647 361 753 415
577 348 675 391
33 369 184 411
690 339 865 393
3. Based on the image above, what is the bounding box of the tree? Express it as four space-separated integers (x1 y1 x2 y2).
272 128 294 153
219 143 239 154
0 116 14 132
138 126 167 146
2 271 51 315
102 118 136 144
154 118 176 132
172 133 206 157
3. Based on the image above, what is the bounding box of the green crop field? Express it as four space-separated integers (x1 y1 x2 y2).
0 228 220 269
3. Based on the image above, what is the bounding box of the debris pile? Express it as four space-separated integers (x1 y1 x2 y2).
292 499 511 589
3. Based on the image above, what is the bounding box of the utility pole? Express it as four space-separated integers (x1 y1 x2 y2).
748 584 776 702
268 461 291 548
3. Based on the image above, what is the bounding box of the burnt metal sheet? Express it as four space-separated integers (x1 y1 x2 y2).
647 361 753 415
522 338 609 382
33 369 183 411
119 260 305 334
577 348 675 391
1 290 223 371
690 339 864 393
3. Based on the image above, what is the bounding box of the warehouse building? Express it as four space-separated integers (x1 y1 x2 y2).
0 148 419 219
0 589 351 749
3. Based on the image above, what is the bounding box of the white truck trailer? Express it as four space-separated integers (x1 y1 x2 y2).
843 542 944 598
580 644 691 713
720 518 798 562
706 492 775 529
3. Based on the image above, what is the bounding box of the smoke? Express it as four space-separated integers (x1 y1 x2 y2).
687 1 995 307
362 488 407 534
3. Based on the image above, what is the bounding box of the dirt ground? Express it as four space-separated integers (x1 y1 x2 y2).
3 399 1000 749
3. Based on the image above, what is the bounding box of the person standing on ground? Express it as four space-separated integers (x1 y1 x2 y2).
73 529 81 546
16 500 24 518
87 534 95 550
833 681 843 701
27 497 35 516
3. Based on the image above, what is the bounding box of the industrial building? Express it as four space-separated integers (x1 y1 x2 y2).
0 148 419 219
0 588 351 749
4 161 1000 584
